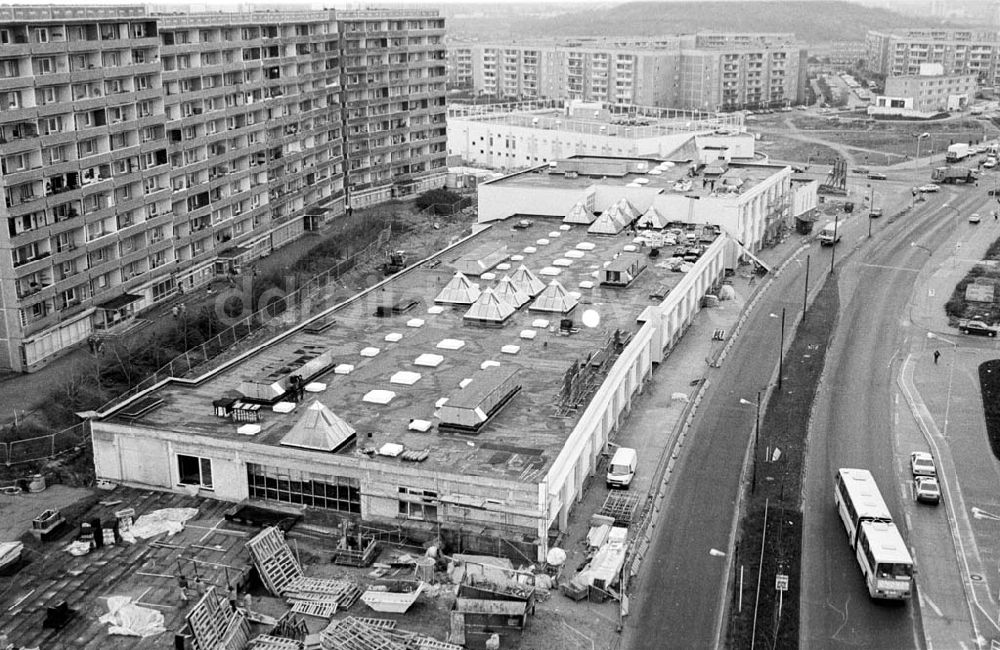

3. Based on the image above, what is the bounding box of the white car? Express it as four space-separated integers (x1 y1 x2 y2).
910 451 937 478
915 476 941 505
918 184 940 193
985 158 998 169
970 213 982 224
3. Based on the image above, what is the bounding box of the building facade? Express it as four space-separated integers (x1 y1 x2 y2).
866 28 1000 85
449 33 808 112
0 5 446 372
882 65 977 113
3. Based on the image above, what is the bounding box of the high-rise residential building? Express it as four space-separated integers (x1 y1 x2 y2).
337 11 448 207
448 33 807 112
866 29 1000 84
0 5 446 373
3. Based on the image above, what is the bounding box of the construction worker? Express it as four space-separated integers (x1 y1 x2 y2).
177 574 190 602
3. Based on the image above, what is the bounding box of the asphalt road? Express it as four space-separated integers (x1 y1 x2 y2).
799 188 987 648
629 247 809 648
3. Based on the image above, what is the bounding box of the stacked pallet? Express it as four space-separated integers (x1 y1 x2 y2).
319 617 462 650
598 492 640 526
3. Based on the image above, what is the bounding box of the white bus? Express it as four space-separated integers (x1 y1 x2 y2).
856 521 913 599
834 468 892 546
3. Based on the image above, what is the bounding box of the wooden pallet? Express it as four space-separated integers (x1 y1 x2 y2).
349 617 396 631
290 600 337 619
414 639 464 650
598 492 640 526
284 576 350 595
319 616 407 650
246 527 303 596
249 634 303 650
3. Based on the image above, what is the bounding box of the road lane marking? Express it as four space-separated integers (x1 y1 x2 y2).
922 590 944 617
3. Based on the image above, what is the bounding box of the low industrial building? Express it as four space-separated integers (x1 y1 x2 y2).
447 101 750 173
90 152 813 563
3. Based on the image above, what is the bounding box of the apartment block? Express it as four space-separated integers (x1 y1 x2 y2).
0 5 446 373
866 29 1000 85
449 33 807 112
338 11 448 208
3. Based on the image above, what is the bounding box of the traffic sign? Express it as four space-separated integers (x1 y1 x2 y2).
775 574 789 591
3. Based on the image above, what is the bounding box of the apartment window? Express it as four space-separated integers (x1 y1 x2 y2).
397 487 438 521
137 101 152 118
152 277 174 301
106 78 123 95
246 464 360 512
35 57 54 74
177 454 213 489
102 51 120 67
135 75 150 91
0 90 20 110
32 28 49 44
143 177 158 194
0 59 18 78
78 139 97 157
108 106 124 123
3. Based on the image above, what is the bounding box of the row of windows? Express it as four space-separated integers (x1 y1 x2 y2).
246 463 361 513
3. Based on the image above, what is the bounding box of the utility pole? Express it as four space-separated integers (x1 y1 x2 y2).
830 216 839 273
778 308 786 390
802 255 810 319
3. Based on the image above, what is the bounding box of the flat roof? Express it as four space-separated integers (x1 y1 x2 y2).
490 156 786 197
106 218 718 481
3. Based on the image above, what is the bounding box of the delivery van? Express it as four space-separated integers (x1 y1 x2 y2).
818 221 841 246
606 447 637 489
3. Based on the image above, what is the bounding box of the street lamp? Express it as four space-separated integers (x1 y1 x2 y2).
867 184 875 238
910 241 933 255
740 392 762 493
914 132 930 185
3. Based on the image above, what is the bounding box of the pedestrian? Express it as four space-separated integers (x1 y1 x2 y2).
177 574 190 602
227 583 238 610
171 305 179 319
933 349 940 364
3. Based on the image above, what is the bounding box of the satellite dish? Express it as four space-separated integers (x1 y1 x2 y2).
582 309 601 328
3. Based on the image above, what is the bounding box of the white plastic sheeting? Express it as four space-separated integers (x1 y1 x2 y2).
121 508 199 543
99 596 166 638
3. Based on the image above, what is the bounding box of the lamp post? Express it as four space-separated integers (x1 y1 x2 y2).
867 184 875 238
913 133 931 170
740 391 762 493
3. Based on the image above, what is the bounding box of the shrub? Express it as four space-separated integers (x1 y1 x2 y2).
416 188 462 214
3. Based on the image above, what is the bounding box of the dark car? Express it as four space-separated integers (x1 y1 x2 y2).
868 172 887 180
959 319 998 337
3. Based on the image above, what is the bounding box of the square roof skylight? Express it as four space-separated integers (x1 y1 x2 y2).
414 353 444 367
390 370 422 385
363 389 396 404
360 347 380 357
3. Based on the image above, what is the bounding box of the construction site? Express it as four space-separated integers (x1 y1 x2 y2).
0 152 811 648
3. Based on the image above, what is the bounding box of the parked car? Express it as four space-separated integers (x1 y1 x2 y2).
914 476 941 505
852 167 870 175
869 207 884 218
868 172 887 180
970 213 982 224
918 184 940 193
910 451 937 477
985 158 998 169
958 318 999 337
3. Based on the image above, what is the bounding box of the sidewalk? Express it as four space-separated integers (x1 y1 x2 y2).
529 231 806 649
902 192 1000 646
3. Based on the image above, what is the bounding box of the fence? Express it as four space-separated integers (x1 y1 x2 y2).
1 421 89 466
97 225 394 413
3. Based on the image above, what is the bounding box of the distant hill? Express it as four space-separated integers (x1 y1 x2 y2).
445 1 962 44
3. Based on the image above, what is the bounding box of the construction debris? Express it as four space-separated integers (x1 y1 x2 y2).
186 586 251 650
246 527 304 595
319 616 462 650
98 595 165 638
121 507 199 542
598 492 640 526
360 580 426 613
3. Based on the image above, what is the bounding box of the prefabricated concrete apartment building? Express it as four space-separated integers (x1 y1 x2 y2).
93 150 818 561
0 5 448 372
